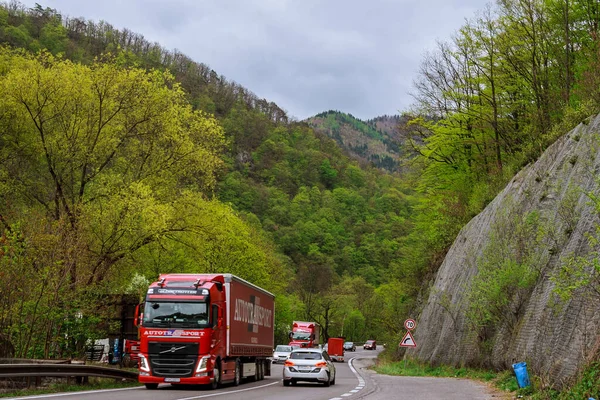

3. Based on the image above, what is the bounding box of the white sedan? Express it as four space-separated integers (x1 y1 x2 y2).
282 348 336 386
272 345 293 364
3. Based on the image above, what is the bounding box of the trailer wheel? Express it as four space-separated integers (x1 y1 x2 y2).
233 359 241 386
258 361 265 380
144 383 158 390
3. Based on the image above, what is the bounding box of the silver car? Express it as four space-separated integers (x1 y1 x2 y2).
272 345 293 364
283 348 336 386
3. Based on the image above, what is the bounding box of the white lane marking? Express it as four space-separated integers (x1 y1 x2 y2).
175 380 280 400
329 357 366 400
347 357 365 387
4 386 143 399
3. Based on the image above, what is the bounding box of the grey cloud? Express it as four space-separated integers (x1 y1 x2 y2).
26 0 489 120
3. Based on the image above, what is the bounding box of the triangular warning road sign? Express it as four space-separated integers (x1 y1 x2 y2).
399 330 417 348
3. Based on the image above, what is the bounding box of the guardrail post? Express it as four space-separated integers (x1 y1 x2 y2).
26 375 41 388
72 360 86 385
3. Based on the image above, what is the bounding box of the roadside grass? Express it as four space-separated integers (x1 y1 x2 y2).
525 361 599 400
373 357 499 382
0 377 140 398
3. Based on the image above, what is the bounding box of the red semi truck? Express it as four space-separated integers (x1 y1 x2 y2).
136 273 275 390
289 321 320 348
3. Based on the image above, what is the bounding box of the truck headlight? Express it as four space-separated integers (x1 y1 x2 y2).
138 354 150 373
195 356 210 373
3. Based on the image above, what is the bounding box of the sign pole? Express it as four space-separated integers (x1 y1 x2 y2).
400 318 417 372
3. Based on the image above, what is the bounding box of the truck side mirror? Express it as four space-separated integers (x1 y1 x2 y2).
134 303 144 327
288 332 293 339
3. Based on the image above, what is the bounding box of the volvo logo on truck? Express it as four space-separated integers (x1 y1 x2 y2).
160 345 186 354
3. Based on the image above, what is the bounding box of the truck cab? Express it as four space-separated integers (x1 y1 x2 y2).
289 321 320 348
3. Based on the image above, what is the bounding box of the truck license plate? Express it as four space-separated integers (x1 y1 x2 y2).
165 378 180 383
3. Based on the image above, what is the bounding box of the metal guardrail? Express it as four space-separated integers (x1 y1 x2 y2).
0 358 71 364
0 364 138 381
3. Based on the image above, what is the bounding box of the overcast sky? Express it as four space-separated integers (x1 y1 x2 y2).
22 0 489 121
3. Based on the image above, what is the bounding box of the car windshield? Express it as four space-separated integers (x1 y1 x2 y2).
344 342 353 345
275 345 293 352
143 301 209 328
367 340 375 344
289 351 322 360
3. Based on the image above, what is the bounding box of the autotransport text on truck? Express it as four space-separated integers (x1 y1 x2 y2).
136 273 275 390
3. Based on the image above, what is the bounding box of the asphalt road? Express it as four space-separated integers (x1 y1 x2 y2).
352 357 509 400
5 347 507 400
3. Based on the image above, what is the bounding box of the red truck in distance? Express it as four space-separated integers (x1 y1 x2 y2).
135 273 275 390
289 321 320 348
326 337 345 362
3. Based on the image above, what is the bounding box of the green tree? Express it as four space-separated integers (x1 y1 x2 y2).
0 49 225 284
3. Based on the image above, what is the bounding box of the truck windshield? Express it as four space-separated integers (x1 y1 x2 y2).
291 332 311 340
143 301 209 328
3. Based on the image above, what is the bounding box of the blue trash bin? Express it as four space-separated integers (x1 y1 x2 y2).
512 362 530 388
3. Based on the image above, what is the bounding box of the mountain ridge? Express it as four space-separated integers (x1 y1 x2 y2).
305 110 415 173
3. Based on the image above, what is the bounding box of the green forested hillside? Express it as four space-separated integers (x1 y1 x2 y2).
306 111 412 172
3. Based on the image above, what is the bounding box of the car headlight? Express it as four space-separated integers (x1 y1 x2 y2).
138 354 150 373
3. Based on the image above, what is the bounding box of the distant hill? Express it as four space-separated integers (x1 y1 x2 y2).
305 111 414 172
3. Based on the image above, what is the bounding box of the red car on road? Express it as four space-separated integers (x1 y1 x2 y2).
363 340 377 350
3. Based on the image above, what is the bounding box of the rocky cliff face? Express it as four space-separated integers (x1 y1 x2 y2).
413 115 600 387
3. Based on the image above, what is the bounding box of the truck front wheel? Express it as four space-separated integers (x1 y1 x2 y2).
210 362 221 390
144 383 158 390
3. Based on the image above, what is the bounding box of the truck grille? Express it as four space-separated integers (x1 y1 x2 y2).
148 342 199 378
